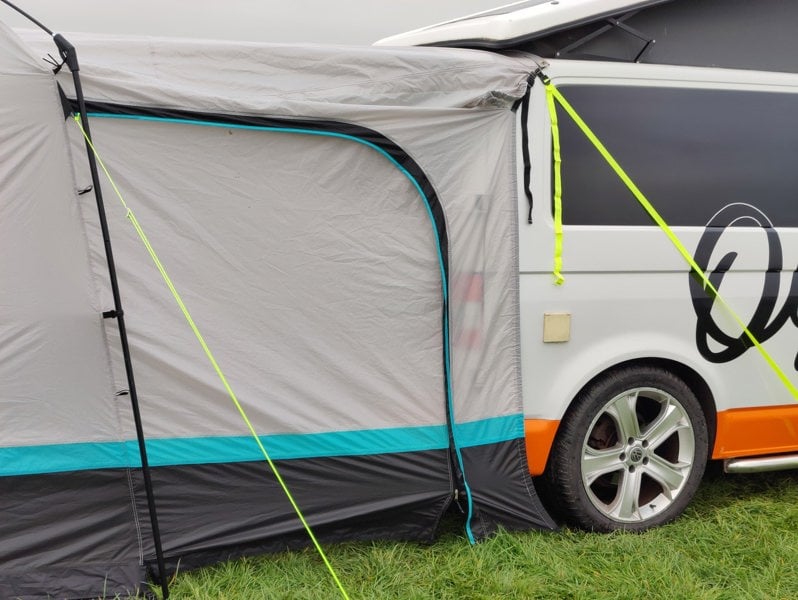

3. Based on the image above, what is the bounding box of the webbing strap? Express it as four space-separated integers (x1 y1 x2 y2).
545 85 565 285
72 115 351 599
542 81 798 400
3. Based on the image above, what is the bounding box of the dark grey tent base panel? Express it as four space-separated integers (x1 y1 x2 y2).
460 439 558 537
0 449 454 597
0 564 146 600
0 469 146 600
137 450 453 570
132 451 455 577
151 497 453 577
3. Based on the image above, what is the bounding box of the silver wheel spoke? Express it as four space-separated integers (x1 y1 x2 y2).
643 454 691 499
582 447 625 485
579 383 702 525
610 468 642 521
644 403 687 450
606 391 641 441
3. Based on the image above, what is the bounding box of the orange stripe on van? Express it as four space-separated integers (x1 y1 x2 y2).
713 405 798 459
524 419 560 476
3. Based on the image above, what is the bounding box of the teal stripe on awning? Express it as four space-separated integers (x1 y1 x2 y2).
0 424 446 477
145 425 450 467
0 439 133 476
0 415 525 477
454 414 525 449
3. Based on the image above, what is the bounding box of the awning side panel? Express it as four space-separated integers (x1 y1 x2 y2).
444 109 556 533
0 23 142 598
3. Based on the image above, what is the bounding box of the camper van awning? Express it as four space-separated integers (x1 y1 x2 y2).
2 24 555 598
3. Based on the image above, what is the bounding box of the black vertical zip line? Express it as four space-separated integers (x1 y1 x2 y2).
50 34 170 600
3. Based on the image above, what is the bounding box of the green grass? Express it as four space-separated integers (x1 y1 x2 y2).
152 467 798 599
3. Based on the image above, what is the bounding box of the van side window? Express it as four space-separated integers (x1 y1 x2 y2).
556 85 798 227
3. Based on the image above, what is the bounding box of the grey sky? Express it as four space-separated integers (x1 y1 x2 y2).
1 1 509 45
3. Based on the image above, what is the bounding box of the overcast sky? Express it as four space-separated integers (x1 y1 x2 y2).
1 0 509 45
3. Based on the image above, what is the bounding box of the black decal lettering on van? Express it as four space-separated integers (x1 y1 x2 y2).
691 204 798 367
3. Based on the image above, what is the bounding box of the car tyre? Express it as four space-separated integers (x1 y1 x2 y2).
543 365 708 532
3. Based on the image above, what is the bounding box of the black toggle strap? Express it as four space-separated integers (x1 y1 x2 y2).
520 70 539 224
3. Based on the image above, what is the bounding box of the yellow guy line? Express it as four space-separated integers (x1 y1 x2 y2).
73 115 351 600
543 81 798 400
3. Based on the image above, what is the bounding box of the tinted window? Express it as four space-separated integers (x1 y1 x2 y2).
557 85 798 226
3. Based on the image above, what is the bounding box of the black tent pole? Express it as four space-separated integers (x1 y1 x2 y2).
0 1 169 594
51 34 171 600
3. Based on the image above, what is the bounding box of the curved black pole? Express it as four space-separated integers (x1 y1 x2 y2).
51 33 170 599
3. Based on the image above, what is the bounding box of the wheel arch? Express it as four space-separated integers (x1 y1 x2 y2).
537 358 715 531
532 356 718 475
586 358 718 454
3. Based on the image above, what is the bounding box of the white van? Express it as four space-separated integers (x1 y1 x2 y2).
378 0 798 531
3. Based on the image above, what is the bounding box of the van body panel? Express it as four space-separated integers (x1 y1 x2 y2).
519 58 798 468
714 406 798 459
524 418 559 475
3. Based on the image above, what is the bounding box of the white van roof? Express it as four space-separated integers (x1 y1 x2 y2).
374 0 672 48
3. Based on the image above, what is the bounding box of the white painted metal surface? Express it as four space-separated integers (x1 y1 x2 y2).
518 58 798 421
375 0 668 47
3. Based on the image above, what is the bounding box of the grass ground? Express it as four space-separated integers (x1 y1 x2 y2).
155 466 798 599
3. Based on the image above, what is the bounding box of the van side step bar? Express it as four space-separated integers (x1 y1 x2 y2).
724 454 798 474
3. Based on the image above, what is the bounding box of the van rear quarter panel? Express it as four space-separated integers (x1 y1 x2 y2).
518 61 798 470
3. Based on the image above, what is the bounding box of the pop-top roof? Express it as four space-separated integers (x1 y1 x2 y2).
374 0 672 48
